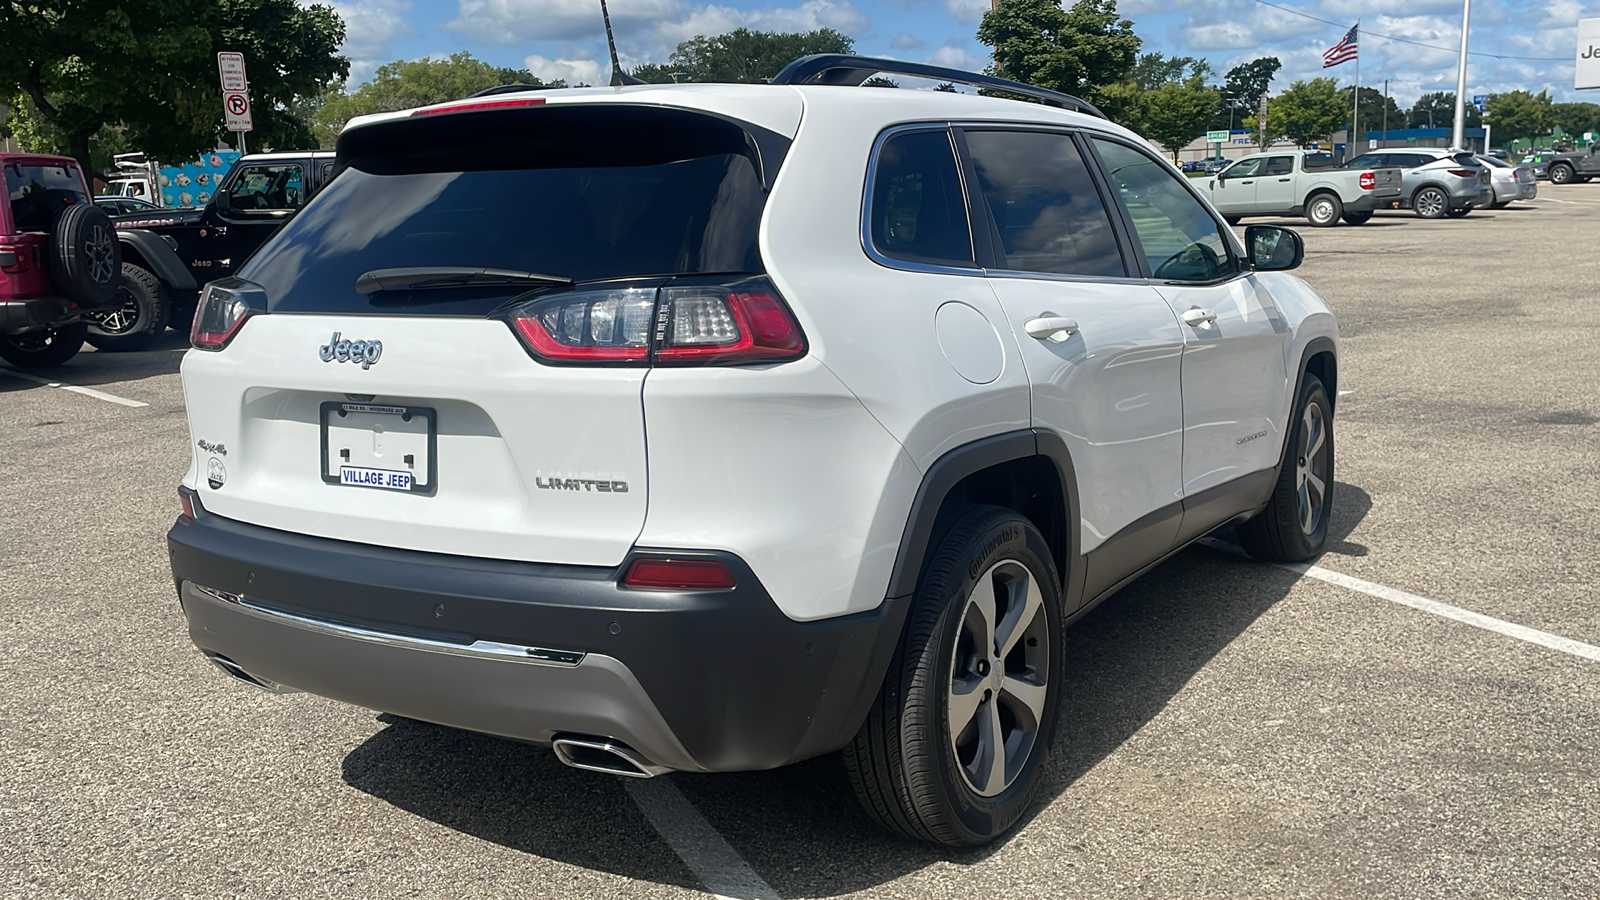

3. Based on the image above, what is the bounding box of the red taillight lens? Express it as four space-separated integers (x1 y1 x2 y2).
1447 168 1478 178
505 279 806 367
653 286 806 365
623 558 737 590
191 279 266 350
1359 172 1376 190
412 97 546 116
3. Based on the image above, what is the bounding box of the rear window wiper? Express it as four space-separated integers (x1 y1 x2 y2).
355 267 572 294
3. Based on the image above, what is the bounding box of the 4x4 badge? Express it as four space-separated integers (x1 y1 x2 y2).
319 332 383 369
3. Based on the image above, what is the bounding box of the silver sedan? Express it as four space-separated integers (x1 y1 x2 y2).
1479 156 1537 207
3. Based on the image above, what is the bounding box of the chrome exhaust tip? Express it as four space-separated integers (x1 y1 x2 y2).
202 652 299 694
551 734 671 778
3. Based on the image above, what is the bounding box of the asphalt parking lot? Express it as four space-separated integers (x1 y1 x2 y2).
3 191 1598 899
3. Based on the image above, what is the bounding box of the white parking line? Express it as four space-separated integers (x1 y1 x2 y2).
0 370 149 408
625 778 781 900
1201 539 1600 663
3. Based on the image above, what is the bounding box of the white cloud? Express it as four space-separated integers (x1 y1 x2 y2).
523 54 606 84
926 43 987 72
327 0 413 82
944 0 988 25
891 32 924 50
448 0 679 44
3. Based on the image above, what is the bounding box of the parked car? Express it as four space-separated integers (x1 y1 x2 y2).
1342 149 1492 218
1517 149 1553 180
1541 144 1600 185
1202 148 1402 226
1476 156 1537 207
166 55 1341 848
94 195 165 216
1 153 124 367
1196 154 1230 174
99 150 337 350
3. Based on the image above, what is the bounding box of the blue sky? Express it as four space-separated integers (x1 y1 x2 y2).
324 0 1599 106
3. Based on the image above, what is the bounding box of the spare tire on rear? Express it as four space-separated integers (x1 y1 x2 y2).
50 203 121 309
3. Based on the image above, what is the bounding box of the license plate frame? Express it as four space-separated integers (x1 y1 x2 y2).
319 401 437 495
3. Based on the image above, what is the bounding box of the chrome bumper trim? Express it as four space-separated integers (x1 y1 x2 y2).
190 583 586 667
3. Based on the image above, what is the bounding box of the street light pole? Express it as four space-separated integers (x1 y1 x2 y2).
1451 0 1472 150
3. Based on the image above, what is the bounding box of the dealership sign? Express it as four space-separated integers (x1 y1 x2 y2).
1579 18 1600 90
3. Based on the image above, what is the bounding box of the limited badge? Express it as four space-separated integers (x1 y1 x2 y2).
207 457 227 490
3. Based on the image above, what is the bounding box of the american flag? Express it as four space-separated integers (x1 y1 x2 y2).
1323 25 1358 67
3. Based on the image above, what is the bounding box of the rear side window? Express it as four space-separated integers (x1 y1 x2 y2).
868 129 975 268
4 162 88 231
964 130 1124 277
242 106 777 315
1262 156 1294 176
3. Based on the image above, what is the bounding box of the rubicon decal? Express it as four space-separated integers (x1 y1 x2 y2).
319 332 383 369
536 477 629 493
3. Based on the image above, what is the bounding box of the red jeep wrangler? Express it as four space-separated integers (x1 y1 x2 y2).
1 153 122 367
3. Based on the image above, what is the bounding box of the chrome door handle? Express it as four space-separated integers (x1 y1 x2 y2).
1181 307 1217 327
1024 316 1078 342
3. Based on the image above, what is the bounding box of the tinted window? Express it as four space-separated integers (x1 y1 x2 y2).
1345 154 1383 169
1262 156 1294 176
4 162 88 231
1221 158 1261 178
1392 154 1431 168
964 130 1123 277
226 163 306 210
244 153 767 315
1092 138 1234 283
869 130 974 267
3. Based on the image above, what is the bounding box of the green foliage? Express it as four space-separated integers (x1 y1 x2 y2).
1138 75 1220 160
1351 85 1403 137
1550 102 1600 140
1407 92 1479 129
1485 90 1551 144
1222 57 1279 113
977 0 1141 104
630 28 854 84
312 53 550 147
862 76 899 88
1130 53 1211 91
0 0 347 176
1264 78 1346 148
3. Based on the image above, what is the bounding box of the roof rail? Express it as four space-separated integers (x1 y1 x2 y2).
769 54 1106 119
467 83 564 98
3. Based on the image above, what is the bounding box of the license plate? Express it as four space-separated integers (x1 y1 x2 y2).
320 402 436 493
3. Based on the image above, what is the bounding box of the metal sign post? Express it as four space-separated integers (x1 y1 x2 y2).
218 52 252 153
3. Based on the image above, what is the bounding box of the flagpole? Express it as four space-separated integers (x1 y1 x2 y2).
1352 21 1360 160
1451 0 1472 149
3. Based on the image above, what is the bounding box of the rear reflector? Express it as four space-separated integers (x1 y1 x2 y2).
623 558 737 590
179 490 196 521
412 97 546 116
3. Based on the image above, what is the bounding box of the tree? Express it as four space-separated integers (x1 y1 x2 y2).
312 53 549 147
977 0 1141 104
1350 85 1404 139
1266 78 1345 148
1407 91 1479 130
1130 53 1211 91
1550 102 1600 140
630 28 853 84
1223 57 1280 115
1140 75 1220 161
0 0 347 176
1485 90 1551 144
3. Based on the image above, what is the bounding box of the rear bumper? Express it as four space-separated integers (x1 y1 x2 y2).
1344 192 1390 213
0 295 77 335
167 500 906 772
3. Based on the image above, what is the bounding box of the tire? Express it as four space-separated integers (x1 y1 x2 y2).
1223 215 1242 226
1340 211 1374 225
86 264 170 352
1549 163 1575 185
1490 201 1510 209
1238 374 1334 562
0 322 87 369
49 204 121 308
1305 192 1342 227
844 504 1063 847
1412 186 1449 219
1445 206 1471 218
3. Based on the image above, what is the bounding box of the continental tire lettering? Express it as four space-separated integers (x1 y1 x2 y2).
968 525 1020 580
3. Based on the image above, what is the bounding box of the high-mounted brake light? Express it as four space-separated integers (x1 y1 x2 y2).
1358 172 1376 190
191 279 267 351
504 279 806 367
412 97 546 116
623 558 737 590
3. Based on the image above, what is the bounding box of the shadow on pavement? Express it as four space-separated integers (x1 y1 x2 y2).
340 482 1372 897
0 330 186 393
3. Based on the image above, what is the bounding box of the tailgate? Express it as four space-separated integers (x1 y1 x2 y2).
1369 167 1403 198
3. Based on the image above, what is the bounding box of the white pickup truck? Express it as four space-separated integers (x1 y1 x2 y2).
1202 149 1403 227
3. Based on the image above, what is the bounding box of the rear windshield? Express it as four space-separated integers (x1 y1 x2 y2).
5 162 88 231
243 106 777 315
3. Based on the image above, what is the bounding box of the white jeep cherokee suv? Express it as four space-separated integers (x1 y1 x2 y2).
169 56 1338 847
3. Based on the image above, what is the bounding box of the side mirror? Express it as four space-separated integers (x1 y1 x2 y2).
213 190 231 212
1244 225 1303 271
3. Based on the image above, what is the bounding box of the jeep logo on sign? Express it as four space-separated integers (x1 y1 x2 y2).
319 332 382 369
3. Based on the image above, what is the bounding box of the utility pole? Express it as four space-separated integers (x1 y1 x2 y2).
1382 79 1389 146
1451 0 1472 149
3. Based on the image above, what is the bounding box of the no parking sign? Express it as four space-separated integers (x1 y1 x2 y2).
218 52 252 133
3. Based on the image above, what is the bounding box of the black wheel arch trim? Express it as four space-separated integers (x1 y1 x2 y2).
1277 336 1337 463
117 229 198 292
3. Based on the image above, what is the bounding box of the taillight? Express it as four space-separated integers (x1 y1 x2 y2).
1358 172 1376 190
505 278 806 367
1447 168 1478 177
623 557 737 590
191 278 267 350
